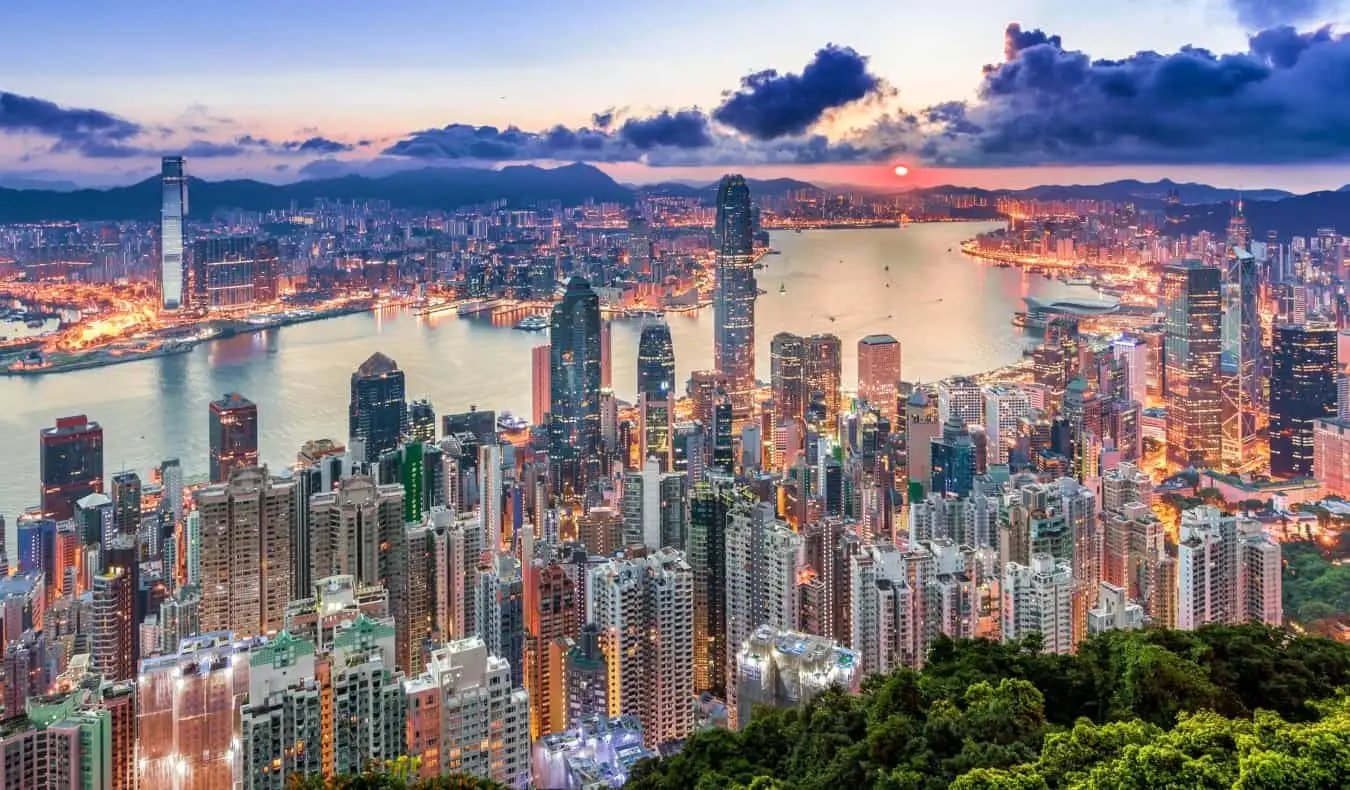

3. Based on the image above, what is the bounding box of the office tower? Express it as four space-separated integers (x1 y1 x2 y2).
734 626 858 730
1270 322 1338 478
587 548 695 747
712 398 735 473
14 515 54 584
805 334 843 432
91 566 135 681
475 552 524 686
523 561 577 739
983 385 1032 466
688 370 725 432
208 392 259 483
532 344 551 427
405 637 532 788
241 632 324 789
637 321 676 400
1315 418 1350 496
639 393 674 471
159 156 187 311
138 633 250 790
107 470 141 537
931 415 975 498
1001 553 1073 654
619 458 688 551
478 442 504 552
190 236 270 310
1162 260 1223 468
549 277 603 496
1086 581 1146 635
725 504 801 725
443 407 497 446
1112 335 1148 406
408 399 436 442
1221 247 1262 470
714 175 757 431
40 414 104 521
938 377 984 428
904 390 940 496
349 352 408 464
195 466 296 637
600 318 613 391
1177 506 1282 628
688 476 742 695
858 334 902 422
770 332 807 425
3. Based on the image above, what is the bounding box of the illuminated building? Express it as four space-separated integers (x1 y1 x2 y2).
1221 246 1262 470
160 155 187 311
1162 260 1222 469
1314 418 1350 496
1176 506 1281 629
40 414 104 521
713 175 757 430
349 352 408 463
0 685 117 790
804 334 842 433
241 632 323 789
937 377 984 429
637 322 676 469
404 636 531 788
725 503 801 726
137 632 250 790
523 560 577 739
770 332 807 425
195 466 296 637
638 392 673 471
475 552 524 686
564 625 609 726
734 627 858 729
91 566 135 681
532 344 551 427
688 476 742 695
983 385 1032 466
75 493 113 552
587 548 695 747
930 415 975 498
620 459 687 552
408 399 436 442
109 470 141 538
479 442 504 552
857 334 902 423
1001 554 1073 654
549 277 603 496
190 236 275 310
532 714 653 790
325 615 408 774
904 390 940 496
1270 322 1337 478
600 318 613 391
209 392 259 484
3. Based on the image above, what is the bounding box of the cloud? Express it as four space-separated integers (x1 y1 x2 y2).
919 23 1350 165
711 44 884 140
1227 0 1342 29
617 110 712 149
0 91 142 147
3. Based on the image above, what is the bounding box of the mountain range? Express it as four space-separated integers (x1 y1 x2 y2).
0 163 1344 238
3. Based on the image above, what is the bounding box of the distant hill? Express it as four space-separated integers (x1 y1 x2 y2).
1169 190 1350 238
915 178 1293 206
0 163 636 222
641 176 823 200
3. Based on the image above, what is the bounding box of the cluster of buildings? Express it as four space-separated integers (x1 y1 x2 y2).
3 173 1334 790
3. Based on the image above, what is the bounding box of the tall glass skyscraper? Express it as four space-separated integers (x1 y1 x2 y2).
549 277 602 496
349 352 408 463
1221 246 1262 471
1270 322 1337 478
637 321 676 400
713 175 756 428
209 392 259 483
770 332 806 426
160 156 187 311
1162 260 1222 469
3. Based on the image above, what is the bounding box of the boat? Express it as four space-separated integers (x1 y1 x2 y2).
779 284 786 295
497 412 530 432
766 249 782 255
1066 277 1094 287
753 263 766 270
794 229 803 234
884 265 889 271
757 288 768 296
514 315 549 331
994 262 1012 268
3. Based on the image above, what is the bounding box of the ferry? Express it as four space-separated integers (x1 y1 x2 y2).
514 315 549 331
1066 277 1094 287
497 412 530 433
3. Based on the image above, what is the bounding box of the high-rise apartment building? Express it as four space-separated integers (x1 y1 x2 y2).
619 458 688 552
587 548 695 747
858 334 902 423
160 156 187 311
349 352 408 463
713 175 757 429
688 476 745 695
734 626 859 730
1162 260 1222 468
195 466 296 636
40 415 104 521
523 561 577 739
1001 553 1074 654
1270 322 1337 478
531 344 551 427
209 392 259 483
549 277 603 496
91 566 135 682
189 236 277 310
937 377 984 429
1176 506 1282 629
1112 335 1148 406
0 685 120 790
405 637 531 789
1314 417 1350 496
983 385 1032 466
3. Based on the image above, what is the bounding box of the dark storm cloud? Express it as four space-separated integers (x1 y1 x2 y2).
381 122 637 161
711 44 883 140
617 110 713 149
0 91 142 144
1228 0 1342 29
919 23 1350 165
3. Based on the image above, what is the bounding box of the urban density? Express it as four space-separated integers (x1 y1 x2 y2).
6 4 1350 787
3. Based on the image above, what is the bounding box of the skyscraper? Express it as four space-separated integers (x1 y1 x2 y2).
549 277 602 496
1271 322 1338 478
637 321 676 401
209 392 259 483
858 334 902 423
1001 554 1074 654
770 332 807 426
40 415 104 521
408 399 437 442
91 566 135 682
110 470 142 537
159 156 187 311
725 503 801 724
1221 246 1262 470
349 352 408 463
531 344 551 427
713 175 756 429
1162 261 1222 468
805 334 842 432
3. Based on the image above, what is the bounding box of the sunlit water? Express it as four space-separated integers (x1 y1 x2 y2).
0 223 1094 519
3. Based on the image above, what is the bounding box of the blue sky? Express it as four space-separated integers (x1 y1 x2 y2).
4 0 1350 189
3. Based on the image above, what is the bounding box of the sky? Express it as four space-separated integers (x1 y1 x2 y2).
5 0 1350 190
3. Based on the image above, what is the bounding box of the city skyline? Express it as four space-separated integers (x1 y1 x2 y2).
9 1 1350 189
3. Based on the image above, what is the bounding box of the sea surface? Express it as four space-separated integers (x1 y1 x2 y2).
0 223 1095 520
